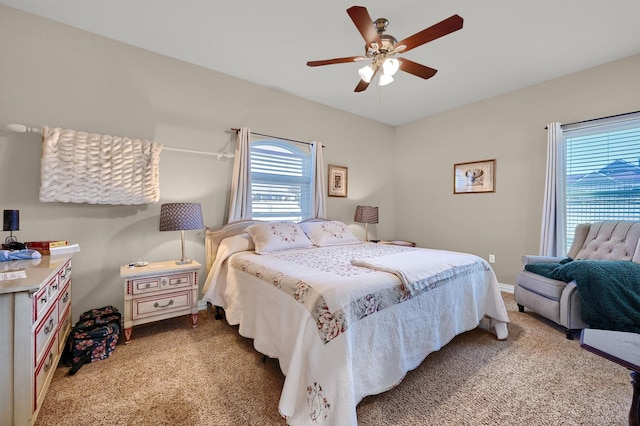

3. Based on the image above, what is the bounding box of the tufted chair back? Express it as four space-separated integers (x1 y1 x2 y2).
567 221 640 263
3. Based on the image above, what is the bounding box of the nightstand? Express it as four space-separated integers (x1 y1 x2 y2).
120 260 200 343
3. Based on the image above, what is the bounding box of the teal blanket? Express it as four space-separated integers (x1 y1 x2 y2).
525 259 640 333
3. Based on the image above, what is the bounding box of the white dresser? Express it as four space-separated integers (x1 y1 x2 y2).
0 255 73 426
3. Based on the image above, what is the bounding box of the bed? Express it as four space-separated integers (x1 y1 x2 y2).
202 219 509 425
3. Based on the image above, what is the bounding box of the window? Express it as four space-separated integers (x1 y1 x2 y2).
562 112 640 251
250 140 312 221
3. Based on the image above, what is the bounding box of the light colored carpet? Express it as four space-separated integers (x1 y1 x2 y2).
35 293 633 425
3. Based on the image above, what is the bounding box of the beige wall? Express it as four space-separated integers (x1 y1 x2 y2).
1 5 639 318
395 54 640 285
0 6 395 317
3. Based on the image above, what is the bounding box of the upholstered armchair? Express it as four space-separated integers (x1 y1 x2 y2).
515 221 640 339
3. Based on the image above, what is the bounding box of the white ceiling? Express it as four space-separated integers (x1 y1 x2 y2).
3 1 639 126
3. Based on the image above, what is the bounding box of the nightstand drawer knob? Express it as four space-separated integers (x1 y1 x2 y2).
153 299 175 309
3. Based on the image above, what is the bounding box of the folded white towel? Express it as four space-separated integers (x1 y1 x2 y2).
351 248 482 295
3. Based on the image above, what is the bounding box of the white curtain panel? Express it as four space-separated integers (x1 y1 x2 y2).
311 141 327 219
227 127 252 222
39 126 162 205
539 122 566 256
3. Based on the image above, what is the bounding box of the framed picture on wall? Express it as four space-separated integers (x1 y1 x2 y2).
453 159 496 194
328 165 348 197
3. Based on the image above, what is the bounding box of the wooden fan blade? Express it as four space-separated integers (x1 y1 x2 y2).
347 6 382 48
354 68 378 92
354 79 370 92
307 56 367 67
395 14 463 53
398 58 438 79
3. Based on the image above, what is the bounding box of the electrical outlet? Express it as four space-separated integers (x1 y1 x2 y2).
489 254 496 263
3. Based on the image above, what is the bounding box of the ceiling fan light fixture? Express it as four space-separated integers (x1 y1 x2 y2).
382 58 400 76
358 64 374 83
378 74 394 86
306 7 464 93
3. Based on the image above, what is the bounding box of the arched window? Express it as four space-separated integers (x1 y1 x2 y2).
250 140 312 221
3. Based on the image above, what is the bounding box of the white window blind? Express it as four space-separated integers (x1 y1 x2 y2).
250 140 312 221
563 112 640 251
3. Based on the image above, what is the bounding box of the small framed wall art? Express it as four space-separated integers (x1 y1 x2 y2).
328 165 348 197
453 159 496 194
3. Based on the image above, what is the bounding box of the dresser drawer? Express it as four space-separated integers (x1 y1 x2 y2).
34 304 58 367
58 305 72 353
131 272 193 294
58 281 71 317
132 290 192 320
34 333 59 412
47 271 60 301
59 260 72 287
32 274 56 323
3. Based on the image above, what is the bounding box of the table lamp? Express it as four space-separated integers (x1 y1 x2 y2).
3 209 20 245
354 205 379 241
159 203 204 265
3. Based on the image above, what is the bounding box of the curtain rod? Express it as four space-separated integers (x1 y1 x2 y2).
230 127 324 147
5 124 234 159
545 111 640 129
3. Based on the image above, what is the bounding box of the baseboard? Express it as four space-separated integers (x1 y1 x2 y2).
499 283 514 294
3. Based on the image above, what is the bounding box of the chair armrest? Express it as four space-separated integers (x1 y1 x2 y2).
521 255 564 265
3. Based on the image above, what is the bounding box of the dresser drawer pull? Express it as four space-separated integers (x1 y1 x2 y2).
40 295 48 305
62 292 70 303
153 299 174 309
44 352 54 373
44 318 55 334
145 283 151 288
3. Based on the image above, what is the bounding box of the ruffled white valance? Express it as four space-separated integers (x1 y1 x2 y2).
39 126 162 205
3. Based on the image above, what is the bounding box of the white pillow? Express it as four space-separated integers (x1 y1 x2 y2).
246 222 314 254
300 220 362 246
220 233 255 254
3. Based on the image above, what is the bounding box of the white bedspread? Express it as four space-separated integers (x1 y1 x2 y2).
202 241 509 425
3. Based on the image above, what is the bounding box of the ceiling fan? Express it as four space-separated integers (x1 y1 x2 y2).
307 6 464 92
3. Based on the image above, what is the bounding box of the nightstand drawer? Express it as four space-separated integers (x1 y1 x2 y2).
131 276 161 293
132 290 193 320
165 272 193 288
131 272 193 294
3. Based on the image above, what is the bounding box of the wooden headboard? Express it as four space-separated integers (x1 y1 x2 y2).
205 218 330 272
